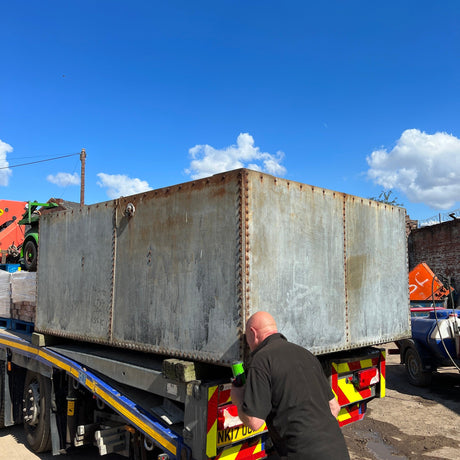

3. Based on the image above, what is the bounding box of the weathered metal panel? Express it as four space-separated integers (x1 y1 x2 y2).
111 173 243 363
246 171 410 353
246 173 348 354
345 197 410 345
36 204 115 340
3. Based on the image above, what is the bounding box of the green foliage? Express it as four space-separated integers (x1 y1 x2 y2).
369 190 403 207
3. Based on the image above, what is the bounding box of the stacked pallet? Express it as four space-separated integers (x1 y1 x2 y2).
0 270 36 324
0 270 10 318
11 272 36 323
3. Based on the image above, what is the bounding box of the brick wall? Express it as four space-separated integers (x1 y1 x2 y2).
408 219 460 303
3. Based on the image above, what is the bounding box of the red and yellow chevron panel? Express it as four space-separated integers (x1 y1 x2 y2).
337 402 366 427
218 386 232 405
379 349 386 398
207 384 267 459
331 364 373 406
331 349 386 427
331 356 382 404
207 386 219 458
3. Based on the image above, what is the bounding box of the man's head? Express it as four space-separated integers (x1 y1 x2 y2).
245 311 278 351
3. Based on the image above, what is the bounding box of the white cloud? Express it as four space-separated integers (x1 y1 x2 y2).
0 139 13 186
97 173 152 199
367 129 460 209
185 133 287 179
47 172 80 187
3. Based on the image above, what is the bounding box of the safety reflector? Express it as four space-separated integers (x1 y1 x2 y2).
217 404 243 430
350 368 379 390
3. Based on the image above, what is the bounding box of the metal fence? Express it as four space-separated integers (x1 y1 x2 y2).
418 208 460 227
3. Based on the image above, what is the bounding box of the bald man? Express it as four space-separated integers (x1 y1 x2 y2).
231 312 350 460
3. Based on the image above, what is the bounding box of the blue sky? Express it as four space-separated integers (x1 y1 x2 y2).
1 1 459 222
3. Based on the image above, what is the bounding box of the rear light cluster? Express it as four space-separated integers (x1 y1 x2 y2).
349 368 379 390
217 404 243 430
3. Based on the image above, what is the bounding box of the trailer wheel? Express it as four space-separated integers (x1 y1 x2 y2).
23 240 38 272
404 347 432 387
23 371 51 452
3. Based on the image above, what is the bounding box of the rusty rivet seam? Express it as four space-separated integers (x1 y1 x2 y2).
404 211 410 322
109 204 117 343
108 340 226 365
244 173 251 334
342 195 349 344
236 172 245 357
35 329 227 365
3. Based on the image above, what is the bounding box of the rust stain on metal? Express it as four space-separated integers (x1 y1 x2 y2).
211 186 228 198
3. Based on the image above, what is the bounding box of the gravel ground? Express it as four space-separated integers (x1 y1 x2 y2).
343 344 460 460
1 343 459 459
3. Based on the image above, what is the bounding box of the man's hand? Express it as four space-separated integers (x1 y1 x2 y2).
329 397 340 419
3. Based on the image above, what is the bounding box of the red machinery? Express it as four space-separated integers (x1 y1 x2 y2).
409 262 452 302
0 200 27 263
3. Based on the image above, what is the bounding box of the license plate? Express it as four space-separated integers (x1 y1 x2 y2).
217 424 265 447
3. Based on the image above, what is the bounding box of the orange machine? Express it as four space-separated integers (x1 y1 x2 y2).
409 262 452 301
0 200 27 262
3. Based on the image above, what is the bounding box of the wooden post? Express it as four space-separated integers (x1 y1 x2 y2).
80 148 86 206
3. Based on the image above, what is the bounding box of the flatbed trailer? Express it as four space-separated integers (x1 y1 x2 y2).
0 324 388 458
0 328 267 459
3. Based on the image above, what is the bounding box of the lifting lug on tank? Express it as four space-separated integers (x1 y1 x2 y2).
125 203 135 217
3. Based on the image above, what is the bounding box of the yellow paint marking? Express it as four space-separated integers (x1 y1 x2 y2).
0 337 36 354
380 372 386 398
254 438 263 454
67 400 75 416
336 362 351 373
218 443 240 459
337 407 352 422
